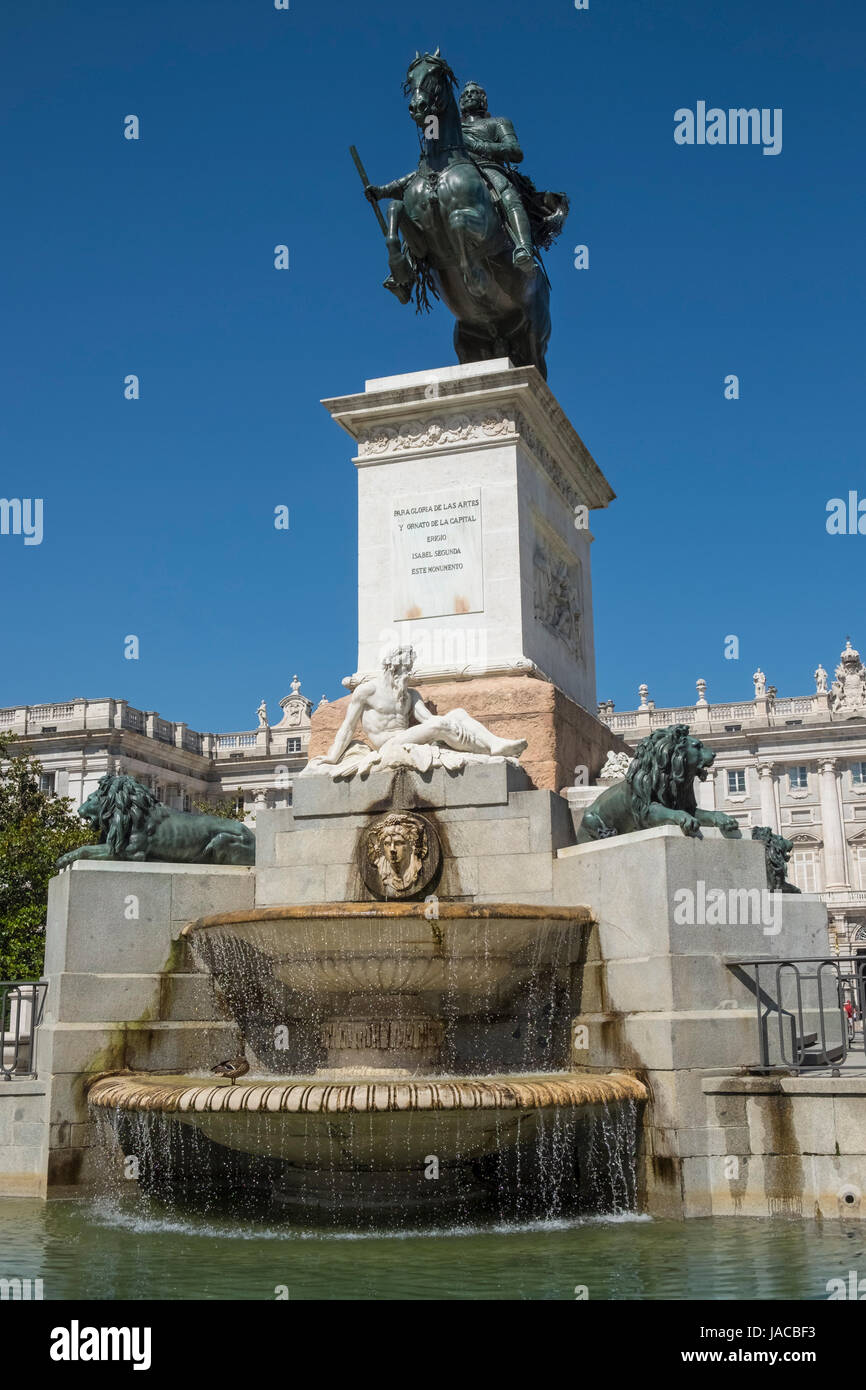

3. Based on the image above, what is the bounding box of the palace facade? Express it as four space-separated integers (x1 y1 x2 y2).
598 638 866 955
0 677 316 822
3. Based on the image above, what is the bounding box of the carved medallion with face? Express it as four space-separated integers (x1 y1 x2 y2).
359 812 441 900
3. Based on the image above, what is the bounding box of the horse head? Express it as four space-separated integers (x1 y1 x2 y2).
403 49 458 129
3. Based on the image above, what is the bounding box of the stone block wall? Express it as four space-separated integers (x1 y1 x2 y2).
255 761 574 907
33 861 253 1195
0 1082 47 1196
553 825 835 1217
695 1076 866 1220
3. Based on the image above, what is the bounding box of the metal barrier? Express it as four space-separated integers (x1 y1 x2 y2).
729 956 866 1074
1 982 47 1079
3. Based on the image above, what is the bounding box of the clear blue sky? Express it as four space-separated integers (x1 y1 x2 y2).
1 0 863 729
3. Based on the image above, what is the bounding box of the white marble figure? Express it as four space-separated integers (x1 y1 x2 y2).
304 646 527 780
597 750 632 783
829 639 866 714
256 699 268 728
814 663 829 695
753 668 766 697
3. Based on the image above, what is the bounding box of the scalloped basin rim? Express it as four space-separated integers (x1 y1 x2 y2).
87 1070 647 1115
181 902 596 936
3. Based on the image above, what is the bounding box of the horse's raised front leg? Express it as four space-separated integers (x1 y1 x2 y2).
382 202 415 303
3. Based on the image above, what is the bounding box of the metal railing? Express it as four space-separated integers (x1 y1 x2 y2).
1 982 47 1079
730 956 866 1074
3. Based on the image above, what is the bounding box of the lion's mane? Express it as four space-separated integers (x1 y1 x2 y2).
85 774 167 858
626 723 694 827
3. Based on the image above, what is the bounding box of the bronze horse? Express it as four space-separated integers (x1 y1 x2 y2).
368 52 555 379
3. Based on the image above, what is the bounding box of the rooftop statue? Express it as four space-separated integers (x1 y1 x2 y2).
303 645 527 781
355 51 568 379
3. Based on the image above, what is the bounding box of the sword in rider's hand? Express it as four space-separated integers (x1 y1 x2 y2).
350 145 388 237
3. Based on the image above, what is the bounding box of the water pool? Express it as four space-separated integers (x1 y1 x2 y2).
0 1199 862 1301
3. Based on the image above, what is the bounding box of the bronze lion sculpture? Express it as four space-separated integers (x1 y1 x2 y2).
751 825 801 893
56 774 255 867
575 724 740 843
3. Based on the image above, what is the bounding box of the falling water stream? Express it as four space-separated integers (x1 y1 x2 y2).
87 904 647 1231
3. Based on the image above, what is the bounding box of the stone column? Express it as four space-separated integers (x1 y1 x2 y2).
829 913 848 956
819 758 849 890
694 678 711 732
758 763 778 832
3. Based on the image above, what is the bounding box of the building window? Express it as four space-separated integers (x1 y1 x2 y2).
727 770 746 795
789 766 809 791
852 762 866 786
791 849 822 894
183 794 191 812
39 772 56 794
286 737 302 754
724 724 742 733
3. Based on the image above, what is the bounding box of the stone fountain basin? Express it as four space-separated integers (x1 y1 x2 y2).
87 1070 646 1166
180 902 593 1011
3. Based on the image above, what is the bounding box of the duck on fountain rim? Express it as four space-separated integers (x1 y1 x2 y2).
210 1056 250 1084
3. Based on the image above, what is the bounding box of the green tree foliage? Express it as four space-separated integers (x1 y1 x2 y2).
191 796 244 820
0 735 95 978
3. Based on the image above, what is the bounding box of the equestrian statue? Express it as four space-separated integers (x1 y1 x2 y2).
353 52 569 380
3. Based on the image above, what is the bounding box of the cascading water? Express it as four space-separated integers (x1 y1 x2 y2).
87 903 647 1229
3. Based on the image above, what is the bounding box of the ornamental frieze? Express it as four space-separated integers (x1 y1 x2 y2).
357 409 586 514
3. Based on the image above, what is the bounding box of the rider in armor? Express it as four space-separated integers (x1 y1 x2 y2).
457 81 535 274
366 79 567 298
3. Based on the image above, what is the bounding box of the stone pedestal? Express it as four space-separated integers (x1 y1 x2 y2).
307 673 627 793
322 357 615 714
255 760 571 908
552 825 832 1216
